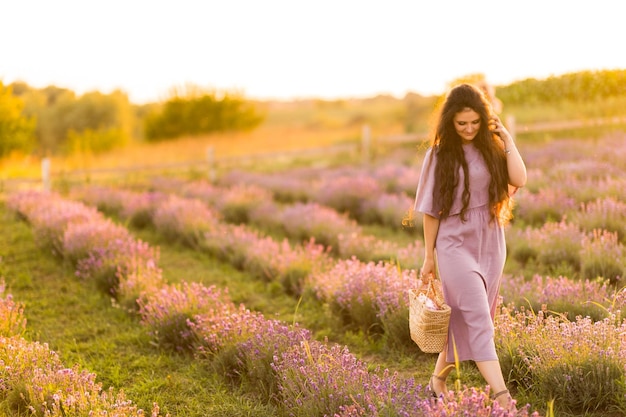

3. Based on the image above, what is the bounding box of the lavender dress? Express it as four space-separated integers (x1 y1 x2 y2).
414 143 505 362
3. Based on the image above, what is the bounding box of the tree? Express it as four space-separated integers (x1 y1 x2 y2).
0 82 36 158
15 84 133 155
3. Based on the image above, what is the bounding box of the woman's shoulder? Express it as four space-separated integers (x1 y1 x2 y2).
425 144 439 158
422 146 438 166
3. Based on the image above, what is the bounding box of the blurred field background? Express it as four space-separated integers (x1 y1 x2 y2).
2 69 626 185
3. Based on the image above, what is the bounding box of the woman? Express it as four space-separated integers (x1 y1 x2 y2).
413 84 527 410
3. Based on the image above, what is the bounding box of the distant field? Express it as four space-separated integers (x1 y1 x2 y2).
3 93 626 187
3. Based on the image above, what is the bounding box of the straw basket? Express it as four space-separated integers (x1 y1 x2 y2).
408 280 451 353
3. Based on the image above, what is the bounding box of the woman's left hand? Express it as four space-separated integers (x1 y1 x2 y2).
489 116 513 143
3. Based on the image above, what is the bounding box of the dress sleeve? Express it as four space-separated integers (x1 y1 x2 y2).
414 148 441 219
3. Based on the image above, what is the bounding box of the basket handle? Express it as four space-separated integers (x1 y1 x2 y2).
425 278 445 310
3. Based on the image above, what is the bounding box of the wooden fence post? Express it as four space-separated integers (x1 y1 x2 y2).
41 157 51 191
207 146 216 183
361 124 371 165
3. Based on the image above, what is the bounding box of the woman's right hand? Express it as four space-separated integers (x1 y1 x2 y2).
420 256 436 283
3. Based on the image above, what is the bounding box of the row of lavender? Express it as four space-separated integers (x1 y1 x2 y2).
72 182 626 334
214 137 626 237
64 185 626 414
207 136 626 282
5 191 535 416
218 163 419 228
105 172 626 317
105 177 419 266
72 185 419 345
0 281 165 416
509 134 626 280
93 168 626 286
212 173 626 284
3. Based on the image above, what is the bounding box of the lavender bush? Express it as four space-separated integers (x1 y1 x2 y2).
71 185 129 215
152 195 221 247
72 234 163 304
180 180 222 205
510 220 585 278
0 281 26 336
73 186 166 228
280 202 361 251
214 184 274 224
336 232 401 263
514 188 576 226
191 305 308 391
114 239 165 310
314 175 382 222
312 258 419 346
579 229 625 283
394 240 424 271
200 223 262 269
371 162 418 195
550 158 621 182
8 190 163 305
244 236 333 295
559 176 626 205
7 191 103 256
359 192 414 228
219 169 314 203
225 318 311 400
138 281 234 352
202 222 332 295
120 191 167 228
273 340 535 417
495 306 626 414
575 197 626 242
0 335 166 417
500 274 616 321
62 218 130 265
272 340 378 416
274 238 333 296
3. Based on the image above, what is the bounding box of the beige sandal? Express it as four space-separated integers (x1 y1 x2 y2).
492 389 509 400
492 389 518 413
428 374 447 399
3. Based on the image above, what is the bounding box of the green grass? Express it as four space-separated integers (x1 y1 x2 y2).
0 201 278 416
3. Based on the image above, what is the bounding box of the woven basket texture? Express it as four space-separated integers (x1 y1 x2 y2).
409 281 451 353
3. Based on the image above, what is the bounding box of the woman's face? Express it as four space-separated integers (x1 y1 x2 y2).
453 108 481 143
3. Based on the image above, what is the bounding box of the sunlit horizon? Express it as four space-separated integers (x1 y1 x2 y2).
2 0 625 104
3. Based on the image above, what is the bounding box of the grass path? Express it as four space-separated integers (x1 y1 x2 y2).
0 201 277 417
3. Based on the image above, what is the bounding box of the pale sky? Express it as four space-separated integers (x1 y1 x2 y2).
2 0 624 104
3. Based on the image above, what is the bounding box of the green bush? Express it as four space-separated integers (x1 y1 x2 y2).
144 88 264 141
498 69 626 105
65 127 129 154
14 84 134 155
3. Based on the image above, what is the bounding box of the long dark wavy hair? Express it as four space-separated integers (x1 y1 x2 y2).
429 83 511 224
